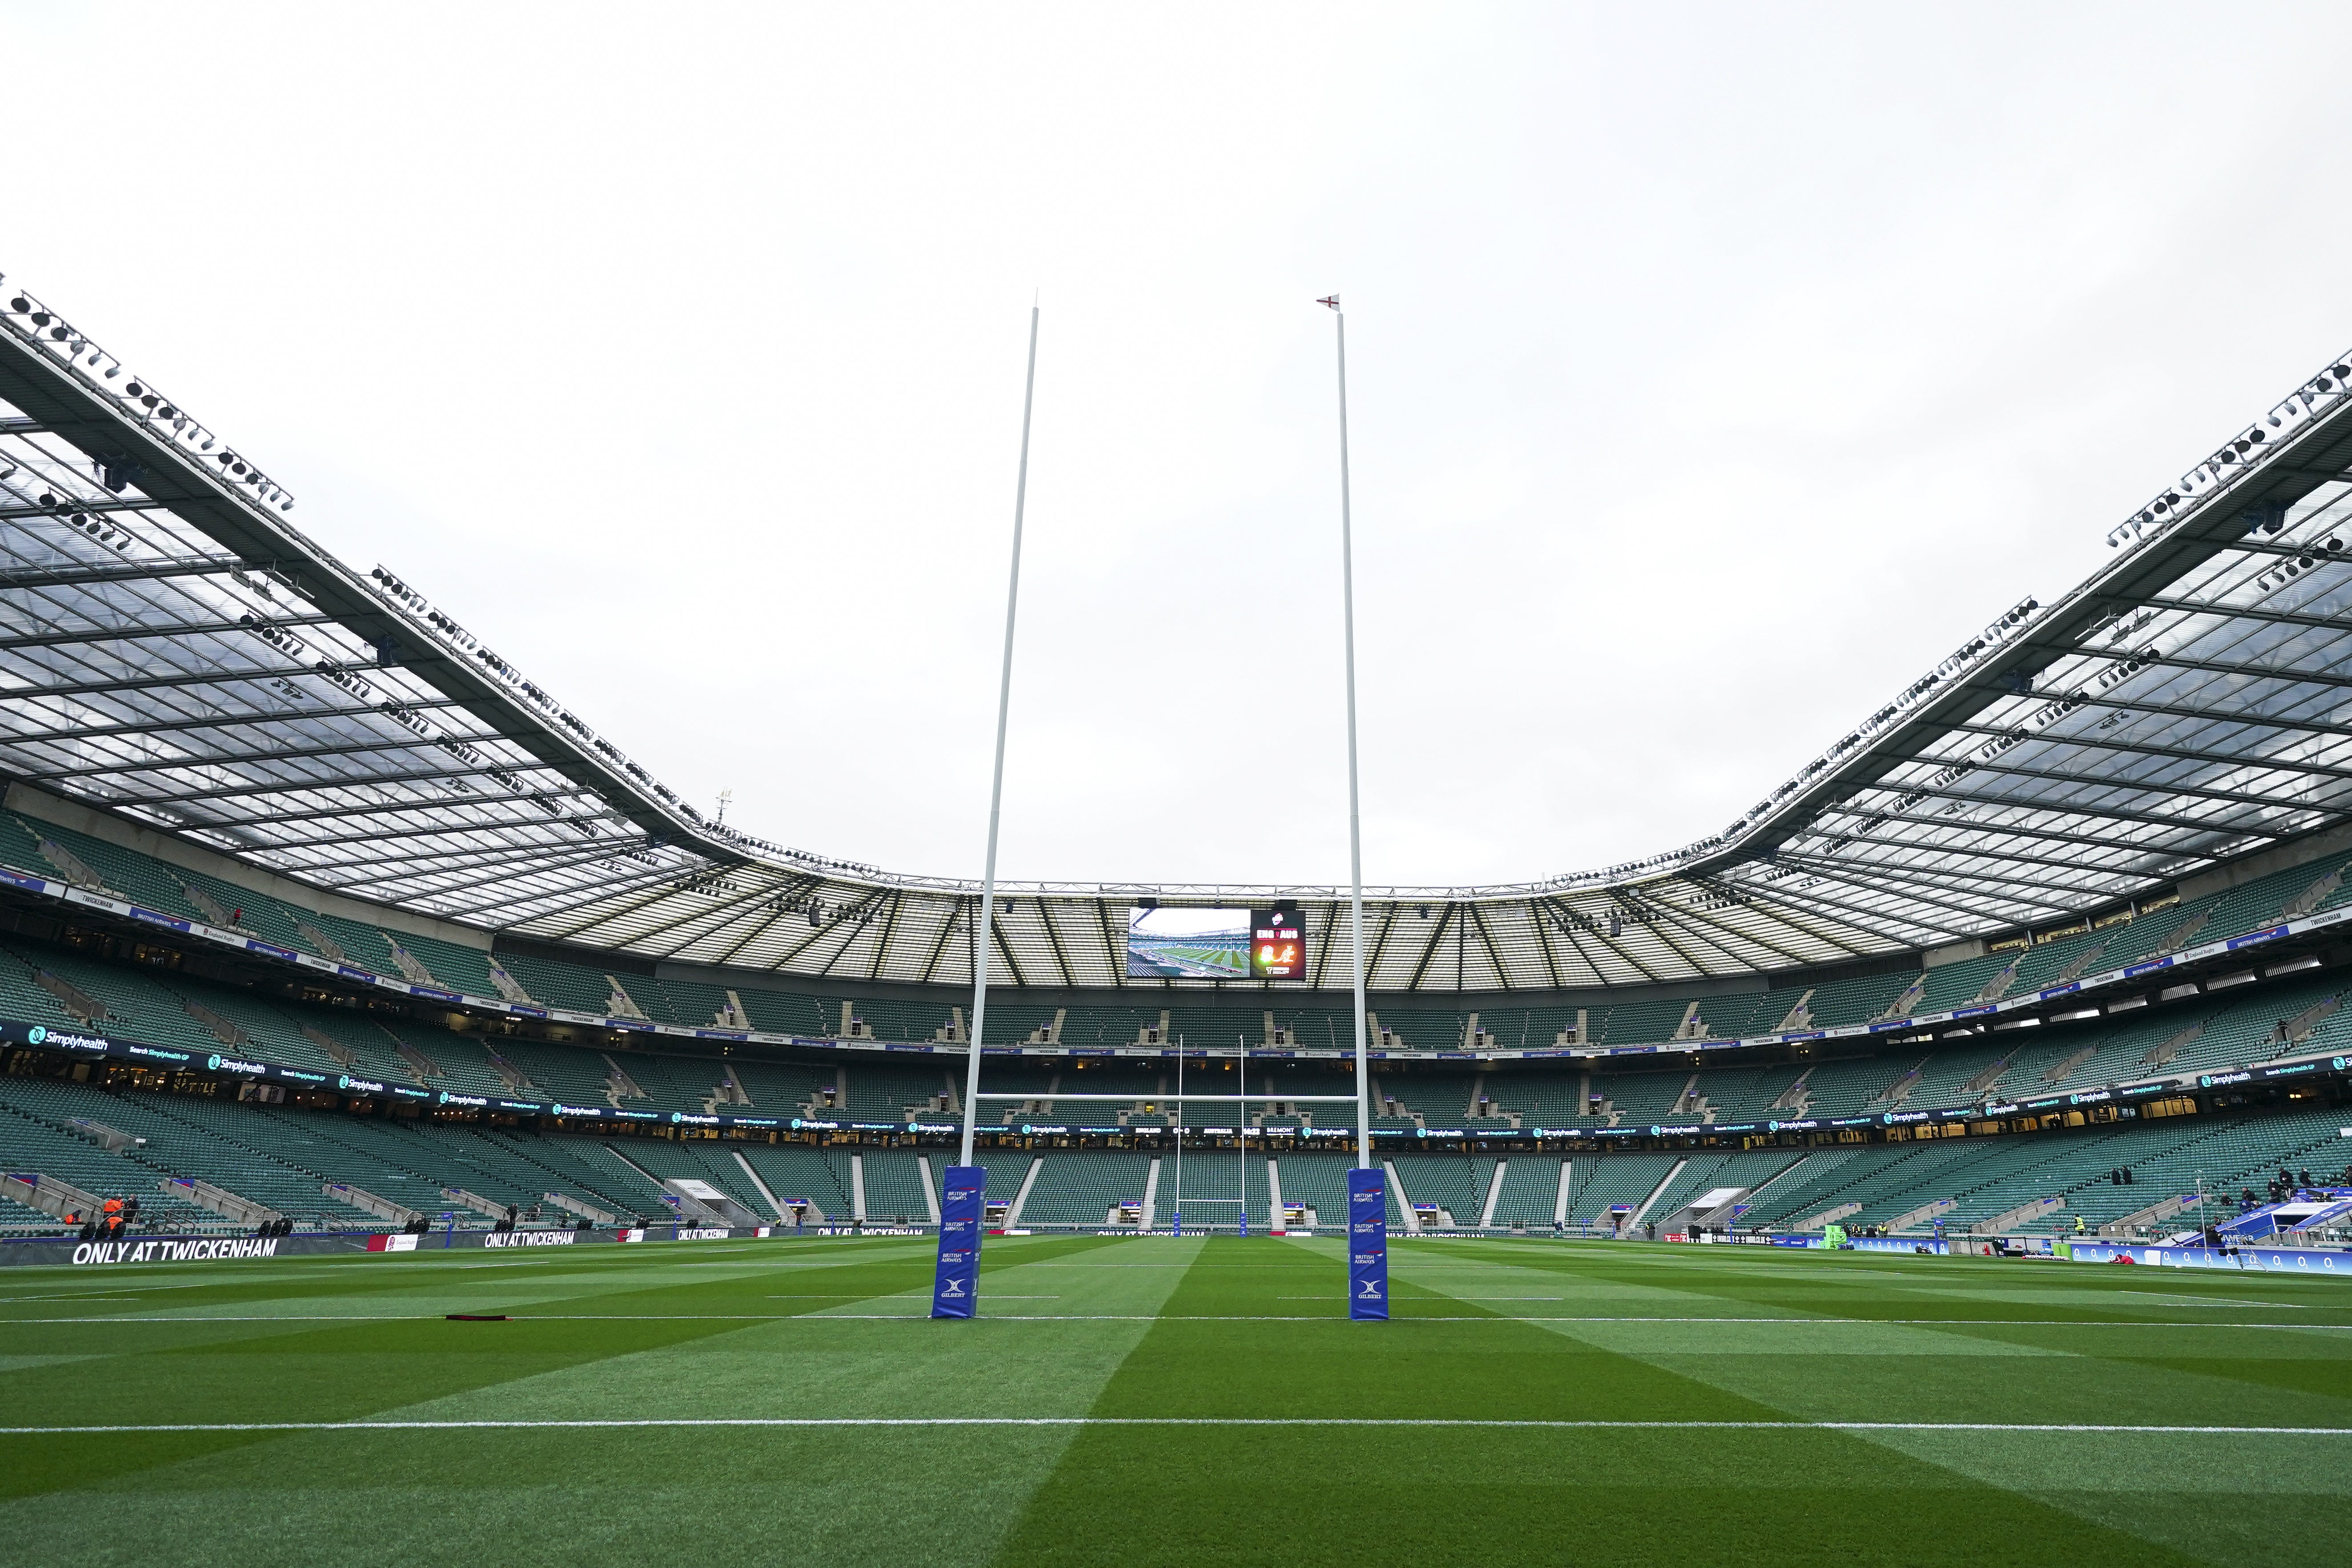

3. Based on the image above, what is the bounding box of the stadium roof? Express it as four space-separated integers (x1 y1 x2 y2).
5 271 2352 992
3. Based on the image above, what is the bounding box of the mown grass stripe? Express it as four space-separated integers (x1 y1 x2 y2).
10 1418 2351 1435
9 1313 2344 1327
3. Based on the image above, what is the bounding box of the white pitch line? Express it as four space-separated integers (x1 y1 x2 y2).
4 1417 2348 1436
748 1314 2352 1329
2119 1291 2314 1309
8 1313 2348 1328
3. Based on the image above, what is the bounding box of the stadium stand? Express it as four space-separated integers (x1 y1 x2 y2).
1 627 2351 1250
736 1143 855 1219
1019 1150 1156 1226
8 797 2352 1068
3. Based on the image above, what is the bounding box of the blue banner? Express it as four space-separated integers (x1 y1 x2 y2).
2067 1241 2352 1273
931 1164 985 1319
1347 1166 1388 1321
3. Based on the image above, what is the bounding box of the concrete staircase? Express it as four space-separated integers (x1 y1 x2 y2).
1971 1196 2064 1236
1887 1197 1957 1235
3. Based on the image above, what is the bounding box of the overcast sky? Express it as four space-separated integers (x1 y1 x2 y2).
7 4 2352 891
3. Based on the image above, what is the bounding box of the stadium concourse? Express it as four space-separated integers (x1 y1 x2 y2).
6 281 2352 1552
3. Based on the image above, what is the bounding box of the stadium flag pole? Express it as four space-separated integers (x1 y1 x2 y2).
935 302 1037 1322
1325 292 1388 1319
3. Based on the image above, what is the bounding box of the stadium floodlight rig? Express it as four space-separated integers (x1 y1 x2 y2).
6 268 2352 995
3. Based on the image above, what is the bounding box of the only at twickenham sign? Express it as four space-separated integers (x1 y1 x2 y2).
72 1236 282 1266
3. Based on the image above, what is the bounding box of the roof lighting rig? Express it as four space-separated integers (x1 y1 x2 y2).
2 281 293 514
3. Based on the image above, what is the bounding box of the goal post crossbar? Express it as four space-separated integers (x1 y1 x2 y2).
967 1093 1360 1103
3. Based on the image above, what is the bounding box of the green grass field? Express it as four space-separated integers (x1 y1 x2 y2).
4 1234 2350 1565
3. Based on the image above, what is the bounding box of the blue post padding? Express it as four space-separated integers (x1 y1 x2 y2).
931 1165 985 1319
1347 1166 1388 1320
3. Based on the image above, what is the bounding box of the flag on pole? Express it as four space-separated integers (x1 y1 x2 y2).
1317 295 1340 310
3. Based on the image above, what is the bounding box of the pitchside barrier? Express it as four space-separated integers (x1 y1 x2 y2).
2062 1240 2352 1272
1679 1231 2352 1270
20 1221 2344 1274
0 1223 866 1268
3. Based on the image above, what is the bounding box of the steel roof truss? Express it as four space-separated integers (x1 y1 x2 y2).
0 696 468 747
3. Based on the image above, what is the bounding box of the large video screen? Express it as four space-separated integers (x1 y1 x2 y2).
1250 904 1306 980
1126 905 1306 981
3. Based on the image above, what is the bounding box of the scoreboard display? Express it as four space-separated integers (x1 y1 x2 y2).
1125 904 1310 981
1249 905 1305 980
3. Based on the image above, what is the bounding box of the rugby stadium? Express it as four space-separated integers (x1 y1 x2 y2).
5 270 2352 1564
